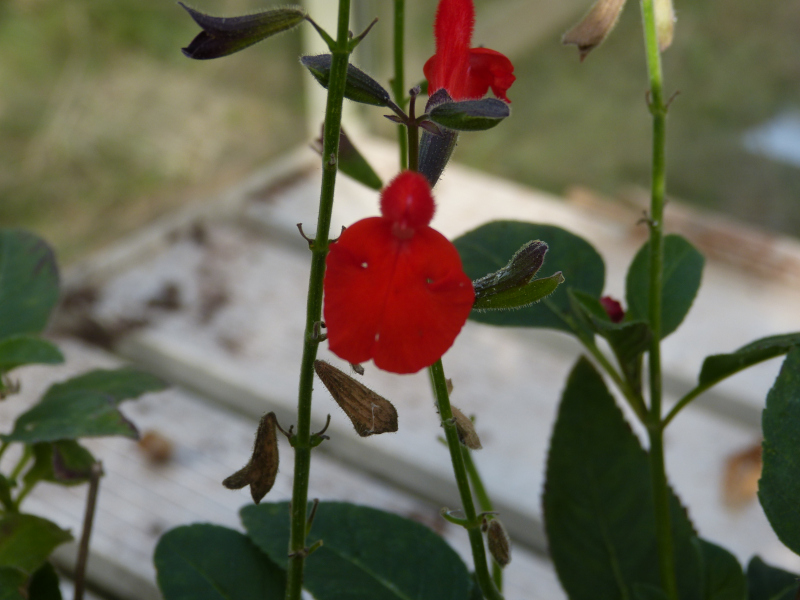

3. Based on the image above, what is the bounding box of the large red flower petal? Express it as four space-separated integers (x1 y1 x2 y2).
465 48 515 103
324 218 474 374
424 0 474 100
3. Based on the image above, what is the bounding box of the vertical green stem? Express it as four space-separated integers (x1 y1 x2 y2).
640 1 676 599
462 448 503 592
392 0 407 170
285 2 352 598
430 360 503 600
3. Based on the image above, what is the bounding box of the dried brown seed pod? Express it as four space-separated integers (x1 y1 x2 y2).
486 518 511 567
562 0 627 61
222 412 279 504
314 360 398 437
451 406 482 450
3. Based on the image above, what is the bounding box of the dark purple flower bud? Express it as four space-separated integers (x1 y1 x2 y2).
600 296 625 323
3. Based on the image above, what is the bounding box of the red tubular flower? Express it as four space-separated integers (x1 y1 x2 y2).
423 0 516 102
324 172 475 374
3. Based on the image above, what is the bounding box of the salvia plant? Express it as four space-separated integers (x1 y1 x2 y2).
0 229 167 599
5 0 796 597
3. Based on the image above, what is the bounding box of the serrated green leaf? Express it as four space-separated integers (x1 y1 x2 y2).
428 98 510 131
28 561 63 600
242 501 472 600
301 54 390 107
0 514 72 575
543 358 701 600
759 347 800 555
0 336 63 373
0 230 59 341
699 333 800 387
696 539 745 600
155 524 285 600
625 234 704 338
746 556 799 600
454 221 604 330
180 4 305 60
0 567 26 600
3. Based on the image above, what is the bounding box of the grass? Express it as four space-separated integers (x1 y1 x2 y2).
1 0 799 262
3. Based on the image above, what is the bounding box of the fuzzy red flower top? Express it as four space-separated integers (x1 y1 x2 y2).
324 171 475 374
423 0 516 102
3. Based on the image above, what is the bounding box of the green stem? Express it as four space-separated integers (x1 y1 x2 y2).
429 360 503 600
0 441 9 463
284 2 352 599
640 0 676 598
392 0 407 170
9 445 31 481
462 448 503 592
662 383 708 428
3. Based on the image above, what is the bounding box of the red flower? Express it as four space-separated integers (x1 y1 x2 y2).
324 172 475 374
423 0 516 102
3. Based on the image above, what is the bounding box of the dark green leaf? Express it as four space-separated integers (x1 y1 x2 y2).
23 441 96 487
155 524 285 600
746 556 799 600
301 54 390 107
42 366 166 405
0 336 63 373
180 3 305 60
696 539 746 600
336 129 382 190
454 221 604 330
0 476 13 511
0 230 59 341
543 358 701 600
632 585 669 600
699 333 800 387
428 98 510 131
625 234 704 338
3 366 164 443
0 568 26 600
759 347 800 555
0 514 72 575
28 561 63 600
242 501 472 600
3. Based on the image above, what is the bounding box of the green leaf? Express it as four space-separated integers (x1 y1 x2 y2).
696 539 746 600
759 347 800 555
0 229 59 341
301 54 390 107
625 234 704 338
699 333 800 387
180 3 306 60
155 524 285 600
242 501 472 600
428 98 510 131
0 514 72 575
746 556 799 600
474 271 563 310
454 221 604 331
0 336 63 373
23 441 96 488
28 561 63 600
0 567 26 600
2 367 166 443
543 358 701 600
337 128 382 190
633 585 670 600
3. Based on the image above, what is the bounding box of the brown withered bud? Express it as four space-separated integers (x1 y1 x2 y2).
451 406 482 450
446 378 454 395
486 518 511 567
562 0 627 61
223 412 279 504
314 360 398 437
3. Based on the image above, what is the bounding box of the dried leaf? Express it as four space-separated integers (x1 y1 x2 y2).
314 361 398 437
562 0 627 61
223 412 279 504
486 518 511 567
451 406 481 450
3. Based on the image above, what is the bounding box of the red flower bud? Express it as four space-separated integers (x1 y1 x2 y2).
600 296 625 323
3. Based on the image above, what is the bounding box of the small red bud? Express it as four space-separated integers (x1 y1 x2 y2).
600 296 625 323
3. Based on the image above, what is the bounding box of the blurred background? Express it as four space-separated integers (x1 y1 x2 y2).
1 0 799 262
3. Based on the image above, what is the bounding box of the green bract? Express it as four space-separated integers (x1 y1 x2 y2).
301 54 390 107
427 98 510 131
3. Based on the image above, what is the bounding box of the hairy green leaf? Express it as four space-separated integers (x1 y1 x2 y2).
699 333 800 387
